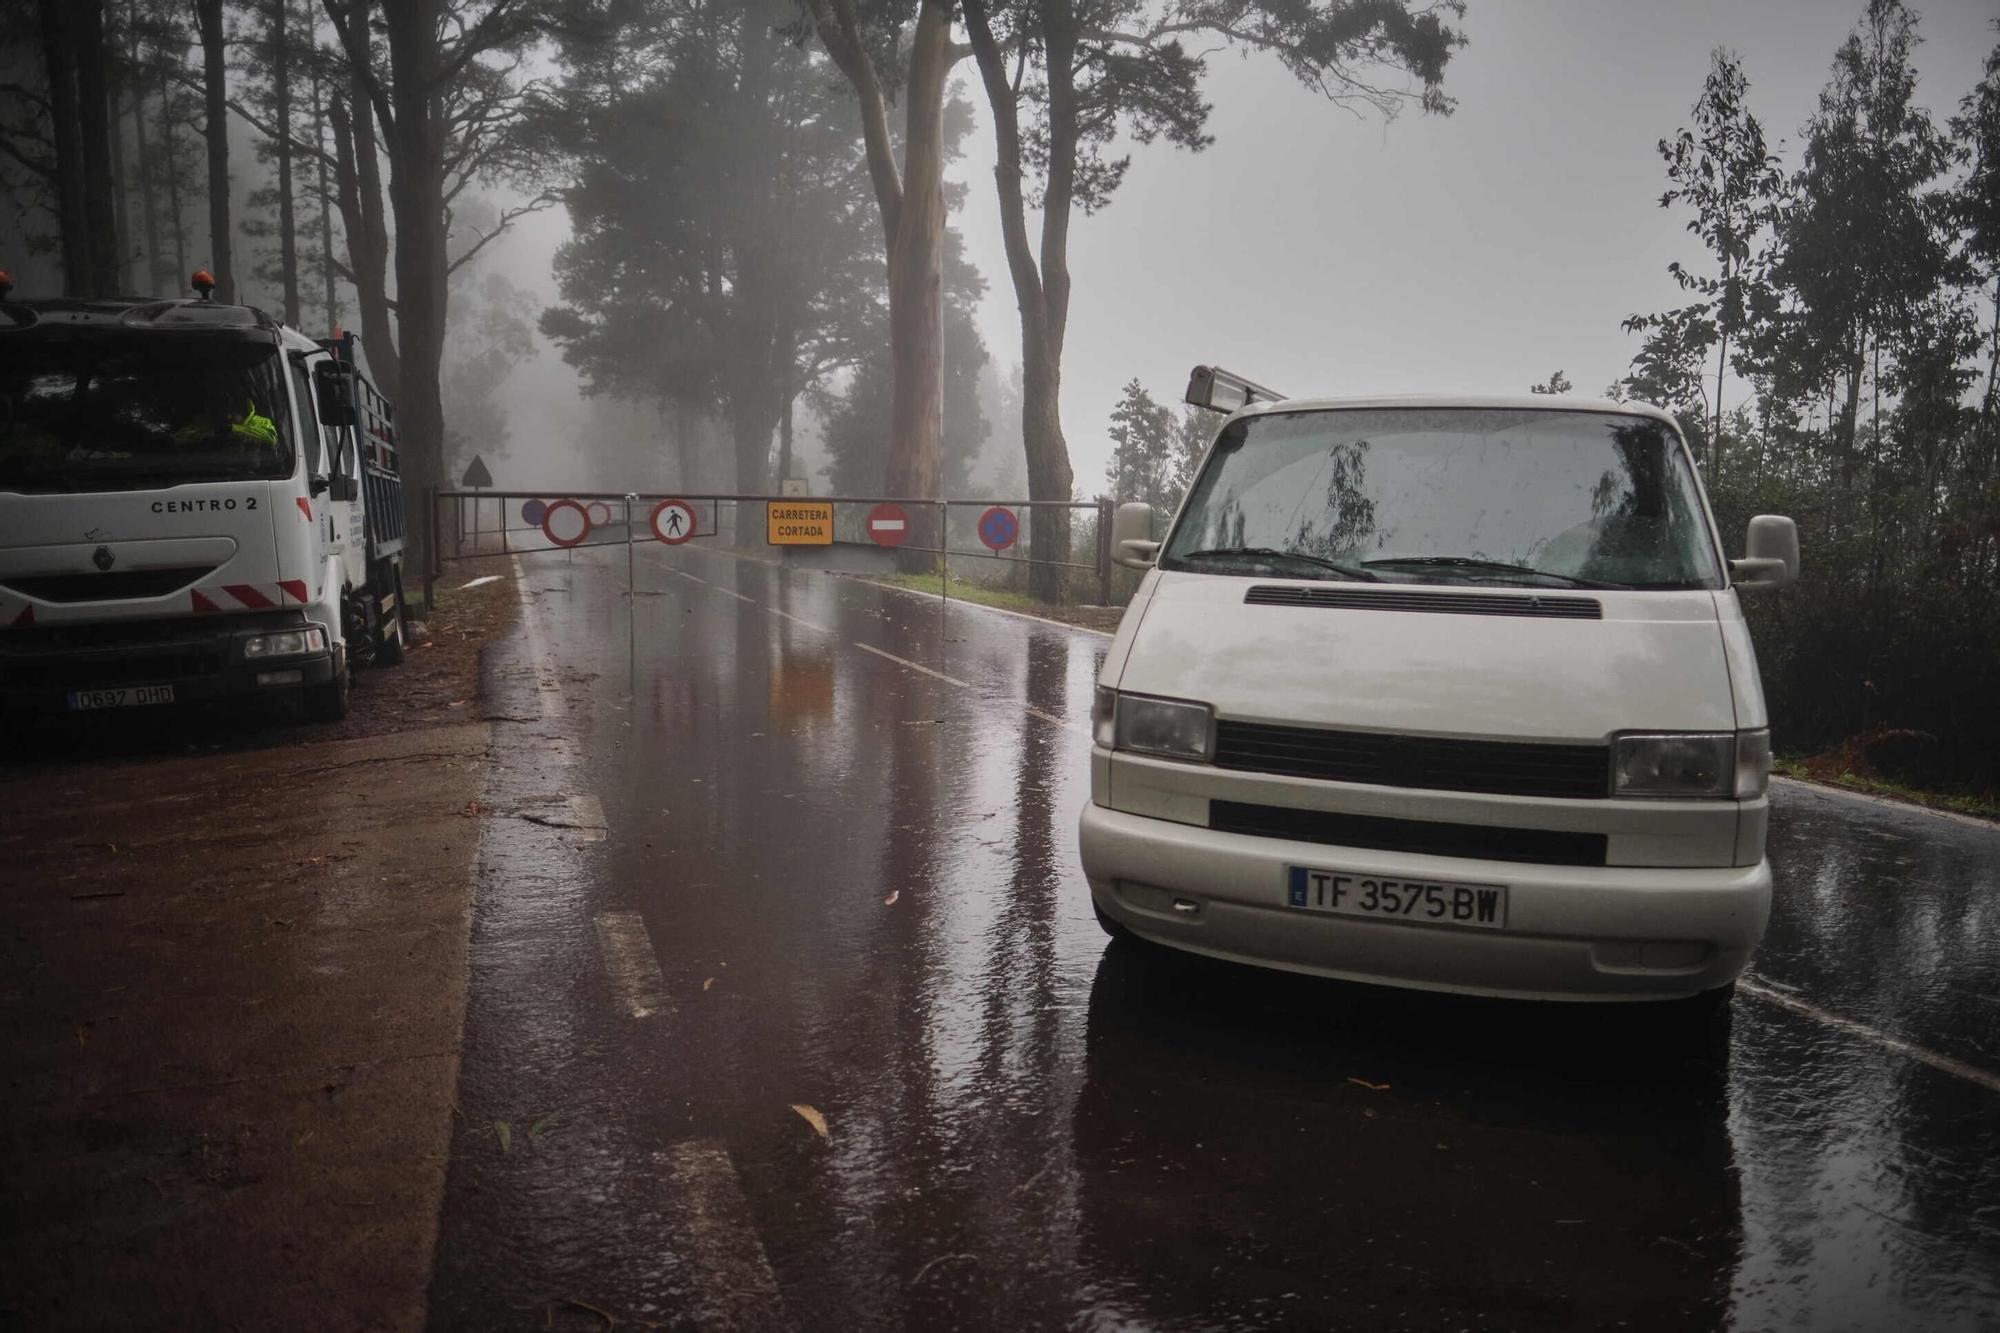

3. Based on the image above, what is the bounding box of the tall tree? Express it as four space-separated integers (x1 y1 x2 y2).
1103 377 1204 517
192 0 232 300
1644 48 1783 471
799 0 962 524
962 0 1464 597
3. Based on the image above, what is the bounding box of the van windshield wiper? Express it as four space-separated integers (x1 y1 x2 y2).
1176 547 1380 582
1360 556 1628 590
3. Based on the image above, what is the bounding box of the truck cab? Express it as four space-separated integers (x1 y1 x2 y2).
0 279 407 722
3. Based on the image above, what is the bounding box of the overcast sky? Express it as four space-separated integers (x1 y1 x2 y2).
497 0 1999 495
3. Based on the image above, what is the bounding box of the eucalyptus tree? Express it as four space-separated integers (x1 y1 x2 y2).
961 0 1466 596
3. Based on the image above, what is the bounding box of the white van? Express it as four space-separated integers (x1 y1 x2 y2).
1080 370 1799 1009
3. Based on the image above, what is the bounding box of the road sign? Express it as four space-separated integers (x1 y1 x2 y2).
521 498 547 526
542 498 591 547
768 500 833 545
781 478 810 497
460 455 493 488
867 503 909 547
650 498 698 545
587 501 613 525
978 505 1019 552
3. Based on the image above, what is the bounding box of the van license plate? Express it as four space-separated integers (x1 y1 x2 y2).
67 685 175 710
1287 866 1507 929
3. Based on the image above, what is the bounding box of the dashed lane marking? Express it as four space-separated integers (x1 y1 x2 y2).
1739 977 2000 1095
594 911 667 1020
665 1140 797 1331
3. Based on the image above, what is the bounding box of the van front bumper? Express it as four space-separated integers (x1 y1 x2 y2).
1079 802 1771 1002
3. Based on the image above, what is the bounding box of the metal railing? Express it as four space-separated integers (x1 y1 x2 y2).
427 489 1121 610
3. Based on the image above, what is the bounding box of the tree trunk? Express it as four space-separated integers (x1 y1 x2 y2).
312 54 337 332
272 0 300 325
39 0 89 297
74 0 120 296
159 60 188 283
881 0 952 508
329 92 398 396
128 3 164 294
106 35 134 292
381 0 452 591
1712 324 1728 480
194 0 233 301
964 0 1076 602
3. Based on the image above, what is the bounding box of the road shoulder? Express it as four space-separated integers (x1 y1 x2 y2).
0 721 490 1330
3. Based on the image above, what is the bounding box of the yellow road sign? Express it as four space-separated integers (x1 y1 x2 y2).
767 500 833 545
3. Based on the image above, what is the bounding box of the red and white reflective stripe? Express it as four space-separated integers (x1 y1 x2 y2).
190 582 313 613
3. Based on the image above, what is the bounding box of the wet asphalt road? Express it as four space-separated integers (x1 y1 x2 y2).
428 542 2000 1332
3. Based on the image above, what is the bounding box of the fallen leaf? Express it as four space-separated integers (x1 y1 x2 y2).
528 1112 561 1140
702 977 715 991
494 1120 512 1154
883 890 899 906
1346 1077 1390 1091
790 1103 828 1140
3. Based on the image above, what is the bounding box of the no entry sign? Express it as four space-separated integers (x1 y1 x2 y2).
541 498 591 547
978 505 1019 552
867 503 909 547
651 498 698 545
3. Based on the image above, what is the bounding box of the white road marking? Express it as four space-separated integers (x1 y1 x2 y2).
511 557 566 722
1739 978 2000 1095
594 911 666 1019
854 642 1089 737
770 608 833 634
665 1140 796 1331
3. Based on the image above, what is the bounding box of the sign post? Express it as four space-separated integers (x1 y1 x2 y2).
460 455 493 550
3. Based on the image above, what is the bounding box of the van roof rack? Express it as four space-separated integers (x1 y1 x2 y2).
1185 365 1286 413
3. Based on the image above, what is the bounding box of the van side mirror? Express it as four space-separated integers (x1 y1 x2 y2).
313 360 356 427
1732 515 1798 591
1112 502 1159 570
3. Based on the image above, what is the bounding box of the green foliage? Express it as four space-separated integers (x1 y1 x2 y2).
1529 369 1572 395
1103 378 1207 516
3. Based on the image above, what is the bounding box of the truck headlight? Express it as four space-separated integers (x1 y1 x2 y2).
243 626 327 660
1110 692 1214 762
1613 732 1735 798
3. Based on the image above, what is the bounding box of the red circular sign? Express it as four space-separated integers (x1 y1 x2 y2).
587 501 613 525
541 498 591 548
978 505 1019 552
650 498 698 545
867 502 909 548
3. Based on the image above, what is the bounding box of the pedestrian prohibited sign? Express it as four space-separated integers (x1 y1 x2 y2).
867 503 909 547
768 500 833 545
542 498 591 547
651 498 698 545
978 506 1019 552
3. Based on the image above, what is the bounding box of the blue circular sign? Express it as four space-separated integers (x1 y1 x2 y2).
978 505 1019 552
521 498 547 526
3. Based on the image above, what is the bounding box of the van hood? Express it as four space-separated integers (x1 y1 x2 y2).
1115 572 1735 742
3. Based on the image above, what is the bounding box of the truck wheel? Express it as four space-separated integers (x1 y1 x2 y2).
376 572 408 667
305 647 350 722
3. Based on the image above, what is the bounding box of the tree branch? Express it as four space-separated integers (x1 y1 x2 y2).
445 191 557 276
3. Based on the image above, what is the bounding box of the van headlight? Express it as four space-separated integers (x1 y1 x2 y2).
1101 690 1214 762
1614 731 1767 798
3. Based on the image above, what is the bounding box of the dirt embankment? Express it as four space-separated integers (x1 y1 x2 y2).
0 560 518 1329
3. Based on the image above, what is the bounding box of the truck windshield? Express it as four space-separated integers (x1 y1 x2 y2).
1161 407 1723 590
0 337 295 493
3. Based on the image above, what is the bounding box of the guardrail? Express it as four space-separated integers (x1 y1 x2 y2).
427 489 1121 610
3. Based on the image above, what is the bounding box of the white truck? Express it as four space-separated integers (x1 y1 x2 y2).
0 275 409 723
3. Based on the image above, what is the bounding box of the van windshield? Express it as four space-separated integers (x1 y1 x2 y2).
1161 407 1723 590
0 336 295 493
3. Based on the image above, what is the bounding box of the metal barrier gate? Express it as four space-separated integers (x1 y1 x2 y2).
427 489 1124 609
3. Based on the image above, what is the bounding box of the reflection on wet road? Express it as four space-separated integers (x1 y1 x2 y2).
428 543 2000 1331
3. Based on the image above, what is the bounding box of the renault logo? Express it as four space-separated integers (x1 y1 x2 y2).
93 545 115 572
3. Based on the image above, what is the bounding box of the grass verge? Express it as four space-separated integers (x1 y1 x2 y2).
1774 757 1999 822
860 572 1126 633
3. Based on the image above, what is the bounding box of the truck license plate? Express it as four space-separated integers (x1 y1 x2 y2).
67 685 176 710
1287 866 1507 929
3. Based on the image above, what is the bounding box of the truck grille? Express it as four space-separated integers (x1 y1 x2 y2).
0 620 228 689
1213 721 1610 799
1211 800 1608 867
0 567 212 602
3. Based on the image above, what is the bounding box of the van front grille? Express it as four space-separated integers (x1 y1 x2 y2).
1214 721 1610 799
1210 801 1608 867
